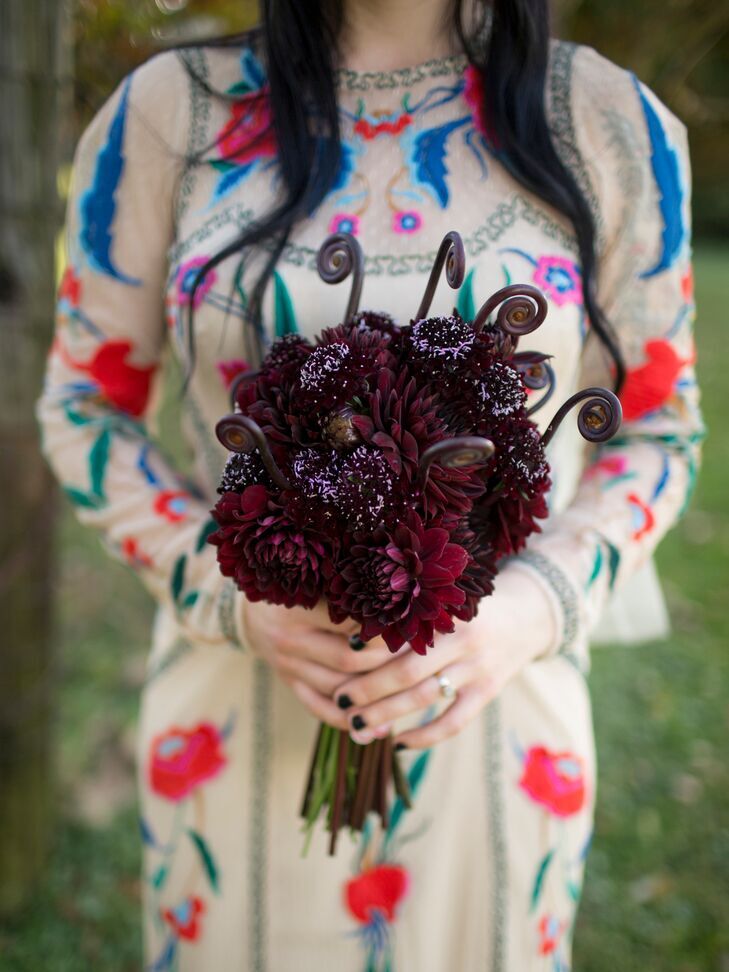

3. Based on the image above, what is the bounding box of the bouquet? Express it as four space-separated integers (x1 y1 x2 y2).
208 231 621 854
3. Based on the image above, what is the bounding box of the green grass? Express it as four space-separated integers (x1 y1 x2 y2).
1 245 727 971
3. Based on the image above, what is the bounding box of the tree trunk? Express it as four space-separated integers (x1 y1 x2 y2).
0 0 72 914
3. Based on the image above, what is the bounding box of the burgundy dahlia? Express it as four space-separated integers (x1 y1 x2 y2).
208 484 333 608
328 511 469 654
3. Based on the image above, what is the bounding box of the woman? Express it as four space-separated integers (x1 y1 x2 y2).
38 0 702 968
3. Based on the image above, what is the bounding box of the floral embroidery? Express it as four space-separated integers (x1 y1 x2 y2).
532 255 583 307
122 536 153 568
58 265 82 308
149 721 227 802
217 358 250 389
462 64 499 147
154 490 191 523
353 101 413 139
519 746 586 817
627 492 656 541
345 863 410 924
329 212 361 235
584 453 636 489
538 913 567 955
57 337 156 417
392 209 423 234
162 895 206 941
620 338 690 421
176 256 217 309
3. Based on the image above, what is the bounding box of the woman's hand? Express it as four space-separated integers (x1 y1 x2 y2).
332 564 560 749
241 598 394 731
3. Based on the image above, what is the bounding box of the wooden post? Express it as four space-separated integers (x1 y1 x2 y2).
0 0 72 914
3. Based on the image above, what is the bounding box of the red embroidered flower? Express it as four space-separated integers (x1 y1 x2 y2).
154 490 191 523
538 913 566 955
58 265 82 307
463 65 500 147
60 339 157 417
681 265 694 303
217 89 277 165
345 864 410 924
121 536 153 568
519 746 586 817
354 112 412 140
216 358 250 389
149 722 227 802
162 896 206 941
620 339 688 421
627 492 655 541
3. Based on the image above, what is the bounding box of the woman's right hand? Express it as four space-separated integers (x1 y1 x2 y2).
241 598 394 731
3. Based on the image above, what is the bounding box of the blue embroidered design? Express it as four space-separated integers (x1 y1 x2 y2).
631 75 685 279
79 77 141 286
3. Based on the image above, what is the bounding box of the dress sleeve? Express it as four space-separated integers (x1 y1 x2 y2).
36 53 247 650
513 45 705 657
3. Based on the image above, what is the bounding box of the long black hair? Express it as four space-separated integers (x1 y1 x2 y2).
183 0 625 390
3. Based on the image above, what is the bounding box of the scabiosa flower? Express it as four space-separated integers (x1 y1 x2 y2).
328 512 468 654
208 485 334 608
260 333 313 375
217 450 272 494
294 342 372 412
406 315 476 373
339 445 398 531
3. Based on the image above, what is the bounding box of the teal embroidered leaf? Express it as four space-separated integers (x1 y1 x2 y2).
63 486 104 509
171 555 187 605
195 518 217 553
273 270 298 336
530 849 555 912
63 403 95 426
456 268 476 322
151 863 169 890
89 428 111 499
187 828 220 894
587 545 603 590
501 262 512 286
181 590 200 610
605 541 621 589
386 750 431 842
567 879 582 902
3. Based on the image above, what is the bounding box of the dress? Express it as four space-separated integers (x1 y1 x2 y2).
37 32 703 972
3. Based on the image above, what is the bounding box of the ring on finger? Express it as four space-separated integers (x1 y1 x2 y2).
435 670 457 701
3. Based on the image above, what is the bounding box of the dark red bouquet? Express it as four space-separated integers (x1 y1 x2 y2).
209 231 621 854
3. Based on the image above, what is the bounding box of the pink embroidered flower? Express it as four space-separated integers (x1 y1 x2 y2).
162 896 206 941
176 257 217 310
345 864 410 924
463 65 499 147
149 723 227 802
519 746 586 817
217 359 250 389
328 213 360 236
153 490 190 523
532 255 583 307
584 455 630 480
538 914 566 955
216 89 277 165
392 210 422 235
681 265 694 303
620 339 689 421
354 111 412 140
627 492 655 541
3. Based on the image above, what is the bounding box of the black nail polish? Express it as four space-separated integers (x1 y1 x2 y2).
352 714 367 731
395 742 407 751
349 633 366 651
337 694 353 710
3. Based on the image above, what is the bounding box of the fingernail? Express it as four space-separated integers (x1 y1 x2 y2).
336 694 353 710
351 729 374 745
395 742 407 751
349 634 366 651
352 714 367 731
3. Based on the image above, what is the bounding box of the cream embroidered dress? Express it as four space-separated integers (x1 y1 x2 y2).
37 33 703 972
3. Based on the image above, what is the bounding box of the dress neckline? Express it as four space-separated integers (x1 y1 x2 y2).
334 52 469 93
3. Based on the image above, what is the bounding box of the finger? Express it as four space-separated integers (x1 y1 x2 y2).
289 679 349 731
346 660 478 741
278 629 394 675
274 654 343 696
392 684 486 751
289 601 359 636
334 635 464 712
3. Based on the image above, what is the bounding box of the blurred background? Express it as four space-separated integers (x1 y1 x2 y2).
0 1 727 969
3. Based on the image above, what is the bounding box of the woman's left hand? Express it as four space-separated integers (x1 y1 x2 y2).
332 563 560 750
